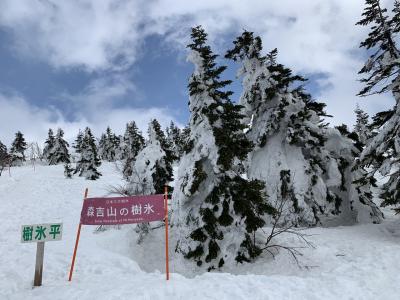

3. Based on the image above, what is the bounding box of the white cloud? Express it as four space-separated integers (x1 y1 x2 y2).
0 0 397 129
0 92 181 147
58 73 139 119
0 0 146 71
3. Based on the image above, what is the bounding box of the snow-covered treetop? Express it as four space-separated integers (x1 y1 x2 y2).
357 0 400 98
187 26 233 118
226 30 329 148
147 120 158 144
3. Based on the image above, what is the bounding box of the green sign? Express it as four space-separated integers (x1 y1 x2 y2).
21 223 63 243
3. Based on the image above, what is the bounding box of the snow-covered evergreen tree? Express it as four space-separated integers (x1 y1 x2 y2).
0 141 8 176
98 133 107 160
356 0 400 212
96 127 118 162
172 26 274 271
125 120 173 195
121 121 145 178
226 30 381 225
353 104 371 144
0 141 6 157
75 127 102 180
47 128 70 165
10 131 27 166
72 130 84 162
150 119 174 167
43 129 55 162
115 135 125 160
166 121 182 160
117 120 174 243
180 125 191 155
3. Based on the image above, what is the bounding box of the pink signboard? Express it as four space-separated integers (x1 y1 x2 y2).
80 195 165 225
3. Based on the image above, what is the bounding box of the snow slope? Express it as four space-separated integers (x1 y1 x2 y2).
0 163 399 299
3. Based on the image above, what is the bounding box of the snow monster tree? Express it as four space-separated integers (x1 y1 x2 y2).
226 31 382 226
172 26 275 271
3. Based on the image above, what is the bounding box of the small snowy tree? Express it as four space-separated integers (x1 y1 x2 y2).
166 121 182 161
356 0 400 211
226 30 381 225
173 26 275 271
98 127 119 162
115 135 125 160
98 133 107 160
113 121 174 243
27 142 43 162
72 130 84 162
121 121 145 178
26 141 42 170
47 128 70 165
353 104 371 144
150 119 174 167
10 131 27 166
64 163 73 178
75 127 102 180
126 120 174 195
43 129 55 162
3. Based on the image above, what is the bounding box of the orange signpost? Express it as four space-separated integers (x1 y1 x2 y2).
68 188 88 281
164 185 169 281
68 186 170 281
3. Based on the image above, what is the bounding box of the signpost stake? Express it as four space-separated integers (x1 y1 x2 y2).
68 188 88 282
164 185 169 281
33 242 45 287
22 223 62 287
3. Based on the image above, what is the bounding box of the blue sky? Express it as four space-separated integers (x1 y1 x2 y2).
0 31 189 121
0 0 395 145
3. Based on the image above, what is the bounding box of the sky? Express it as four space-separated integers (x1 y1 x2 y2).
0 0 396 146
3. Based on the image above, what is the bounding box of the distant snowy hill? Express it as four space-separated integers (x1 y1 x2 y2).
0 163 399 299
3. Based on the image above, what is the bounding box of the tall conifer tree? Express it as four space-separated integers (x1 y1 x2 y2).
75 127 102 180
47 128 70 165
356 0 400 211
166 121 183 160
121 121 145 178
172 26 274 270
43 129 55 162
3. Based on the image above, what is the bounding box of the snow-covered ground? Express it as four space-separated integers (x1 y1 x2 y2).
0 163 399 299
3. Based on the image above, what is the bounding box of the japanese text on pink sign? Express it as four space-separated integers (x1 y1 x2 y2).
80 195 165 225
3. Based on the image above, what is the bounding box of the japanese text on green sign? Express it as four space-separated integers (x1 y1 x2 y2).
21 223 63 243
